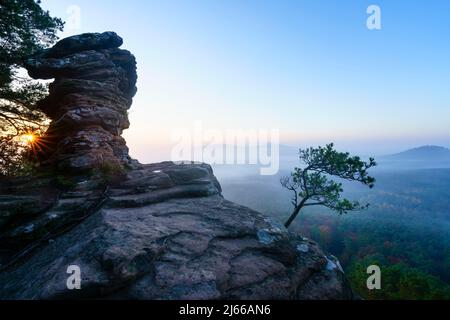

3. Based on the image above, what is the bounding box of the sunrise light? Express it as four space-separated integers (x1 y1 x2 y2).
20 133 36 144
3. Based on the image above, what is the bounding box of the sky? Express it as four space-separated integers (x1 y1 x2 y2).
40 0 450 161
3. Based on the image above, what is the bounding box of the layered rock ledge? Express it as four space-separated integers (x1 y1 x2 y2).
0 161 352 299
0 33 353 299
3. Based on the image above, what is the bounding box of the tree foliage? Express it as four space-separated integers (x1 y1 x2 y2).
281 143 376 227
0 0 63 176
348 259 450 300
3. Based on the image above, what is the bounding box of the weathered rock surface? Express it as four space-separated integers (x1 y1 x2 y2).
0 162 353 300
25 32 137 172
0 32 354 299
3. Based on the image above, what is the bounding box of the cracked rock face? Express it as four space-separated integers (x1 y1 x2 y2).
25 32 137 172
0 32 353 300
0 162 353 300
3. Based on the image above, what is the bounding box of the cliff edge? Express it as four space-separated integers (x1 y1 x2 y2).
0 32 353 299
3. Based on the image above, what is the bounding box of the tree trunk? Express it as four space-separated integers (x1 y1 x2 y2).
284 199 307 228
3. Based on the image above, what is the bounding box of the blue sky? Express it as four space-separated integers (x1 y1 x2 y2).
41 0 450 161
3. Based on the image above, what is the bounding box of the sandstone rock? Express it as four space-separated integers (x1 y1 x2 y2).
0 162 353 300
41 32 123 59
25 32 137 173
0 33 354 300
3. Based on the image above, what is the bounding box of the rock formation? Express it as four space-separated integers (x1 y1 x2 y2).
25 32 137 172
0 32 353 299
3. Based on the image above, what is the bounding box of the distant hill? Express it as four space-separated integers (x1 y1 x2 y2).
385 146 450 161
